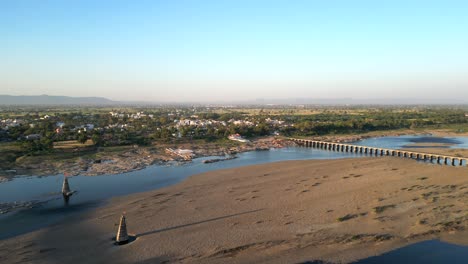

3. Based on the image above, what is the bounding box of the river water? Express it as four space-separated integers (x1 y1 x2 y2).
1 135 467 262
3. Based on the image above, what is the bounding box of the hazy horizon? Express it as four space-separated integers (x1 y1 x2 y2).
2 1 468 102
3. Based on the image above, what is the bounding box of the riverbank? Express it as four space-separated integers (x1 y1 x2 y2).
1 157 467 263
3 128 468 182
0 137 293 181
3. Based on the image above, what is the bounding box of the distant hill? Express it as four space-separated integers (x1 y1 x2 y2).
0 95 117 105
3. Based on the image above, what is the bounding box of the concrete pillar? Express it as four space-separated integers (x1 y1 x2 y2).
115 214 129 245
444 157 449 165
62 177 74 205
452 158 456 166
62 177 71 196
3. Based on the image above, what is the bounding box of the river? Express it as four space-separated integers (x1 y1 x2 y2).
1 135 468 262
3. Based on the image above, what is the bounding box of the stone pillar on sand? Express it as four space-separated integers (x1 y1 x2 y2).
116 214 129 245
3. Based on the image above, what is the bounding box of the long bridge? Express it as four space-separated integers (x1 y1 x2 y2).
290 138 467 167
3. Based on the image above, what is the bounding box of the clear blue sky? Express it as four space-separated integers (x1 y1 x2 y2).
1 0 468 102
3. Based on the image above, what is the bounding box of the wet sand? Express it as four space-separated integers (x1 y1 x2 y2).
1 157 467 263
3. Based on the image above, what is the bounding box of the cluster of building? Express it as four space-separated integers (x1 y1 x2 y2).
109 111 154 119
174 119 227 128
0 119 23 130
174 118 285 128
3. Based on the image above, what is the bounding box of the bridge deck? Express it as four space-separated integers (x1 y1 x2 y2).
289 138 466 166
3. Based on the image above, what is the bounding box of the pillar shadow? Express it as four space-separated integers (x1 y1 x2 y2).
137 209 264 237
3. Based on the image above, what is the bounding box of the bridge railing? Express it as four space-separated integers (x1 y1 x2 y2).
289 138 466 167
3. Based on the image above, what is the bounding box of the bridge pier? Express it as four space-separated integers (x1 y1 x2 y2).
290 139 467 168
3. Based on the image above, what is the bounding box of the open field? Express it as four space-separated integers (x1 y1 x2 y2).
1 157 467 263
53 140 94 149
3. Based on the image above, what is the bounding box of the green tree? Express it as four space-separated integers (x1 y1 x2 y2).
78 132 88 144
91 133 103 146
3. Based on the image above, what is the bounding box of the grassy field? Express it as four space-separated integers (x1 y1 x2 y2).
0 143 23 171
53 139 94 149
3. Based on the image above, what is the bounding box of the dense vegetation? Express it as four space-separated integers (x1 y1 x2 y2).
1 105 468 156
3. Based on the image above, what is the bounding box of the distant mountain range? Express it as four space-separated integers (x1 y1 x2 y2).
0 95 117 105
0 94 466 106
250 97 468 105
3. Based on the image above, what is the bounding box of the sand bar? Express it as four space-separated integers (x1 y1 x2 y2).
0 157 467 263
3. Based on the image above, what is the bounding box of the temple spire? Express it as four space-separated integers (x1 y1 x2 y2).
62 177 72 196
115 214 129 245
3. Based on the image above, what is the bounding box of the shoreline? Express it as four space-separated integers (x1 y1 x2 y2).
0 137 294 181
1 157 467 263
2 129 468 182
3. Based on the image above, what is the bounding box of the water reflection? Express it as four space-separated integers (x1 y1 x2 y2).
354 240 468 264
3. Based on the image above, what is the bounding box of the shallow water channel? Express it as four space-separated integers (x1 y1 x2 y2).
1 135 468 262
